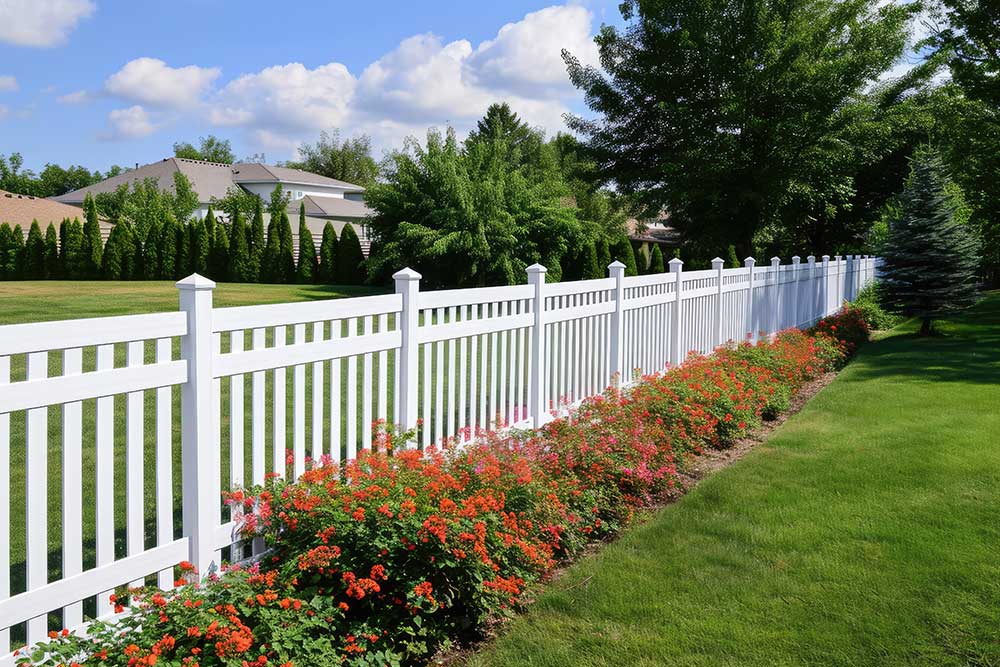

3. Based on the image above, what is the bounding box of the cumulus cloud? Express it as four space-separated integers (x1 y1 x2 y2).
57 89 91 104
0 0 94 47
0 76 18 92
102 105 156 140
105 57 220 109
94 3 598 153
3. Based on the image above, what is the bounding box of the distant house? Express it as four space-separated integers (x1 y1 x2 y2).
0 189 114 243
51 157 374 253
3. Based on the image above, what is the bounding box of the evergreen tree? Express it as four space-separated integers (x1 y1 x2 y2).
648 245 665 273
190 219 210 275
159 217 179 280
4 224 25 278
261 216 280 283
58 219 69 275
227 210 251 282
595 236 611 274
210 219 230 280
0 223 10 280
175 221 191 279
144 220 162 280
581 240 602 279
203 207 218 259
248 197 265 282
634 244 651 274
610 233 638 276
881 147 981 335
80 193 103 277
64 220 83 279
24 221 45 279
726 244 740 268
278 210 295 283
335 223 365 284
102 224 132 279
318 222 338 283
43 223 59 279
129 225 144 279
296 203 318 283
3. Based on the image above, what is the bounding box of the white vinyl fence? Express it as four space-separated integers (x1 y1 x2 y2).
0 253 876 662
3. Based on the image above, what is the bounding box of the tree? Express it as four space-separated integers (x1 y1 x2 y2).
726 245 741 269
262 215 280 283
0 152 107 197
286 131 379 187
318 222 338 283
159 216 179 280
296 203 318 283
933 0 1000 108
43 223 59 279
248 197 265 282
102 224 132 280
228 210 251 282
0 224 10 279
278 210 295 283
1 224 24 278
63 220 83 279
144 220 162 280
24 221 45 279
564 0 914 256
175 221 191 279
211 220 229 281
336 224 365 284
213 186 260 226
649 245 665 274
880 148 981 335
464 103 544 169
173 135 236 164
366 126 581 288
609 234 638 276
595 236 611 274
80 193 103 277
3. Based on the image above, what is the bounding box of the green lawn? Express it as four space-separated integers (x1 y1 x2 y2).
470 293 1000 667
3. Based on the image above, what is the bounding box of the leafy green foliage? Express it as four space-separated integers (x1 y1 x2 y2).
564 0 914 256
852 281 901 330
101 224 133 280
248 197 265 282
227 210 251 282
336 223 365 284
649 245 665 274
319 222 338 283
173 135 236 164
296 203 318 284
880 147 981 333
23 221 45 279
285 131 379 187
609 234 638 276
81 194 103 278
0 151 115 197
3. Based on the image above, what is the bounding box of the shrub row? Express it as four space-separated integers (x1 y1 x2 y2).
0 197 367 285
23 307 869 667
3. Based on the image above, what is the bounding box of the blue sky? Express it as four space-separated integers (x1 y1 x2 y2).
0 0 625 173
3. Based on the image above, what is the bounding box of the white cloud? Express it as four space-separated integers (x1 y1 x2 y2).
105 57 220 109
0 76 18 92
93 3 598 152
0 104 8 120
0 0 94 47
102 105 156 140
57 89 90 104
212 62 355 131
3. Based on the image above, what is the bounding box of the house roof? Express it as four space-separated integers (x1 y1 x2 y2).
292 194 373 219
1 189 97 228
52 158 366 206
233 163 365 192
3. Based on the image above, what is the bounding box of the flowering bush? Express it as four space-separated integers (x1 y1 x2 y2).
21 322 868 667
810 305 871 362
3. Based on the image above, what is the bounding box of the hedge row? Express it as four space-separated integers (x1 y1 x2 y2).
22 306 871 667
0 197 367 285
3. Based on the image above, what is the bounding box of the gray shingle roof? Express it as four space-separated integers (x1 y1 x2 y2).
293 194 373 219
52 158 366 206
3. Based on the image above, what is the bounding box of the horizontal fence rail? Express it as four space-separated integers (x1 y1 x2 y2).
0 254 877 664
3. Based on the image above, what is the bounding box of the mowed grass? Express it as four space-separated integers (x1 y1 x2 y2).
470 293 1000 667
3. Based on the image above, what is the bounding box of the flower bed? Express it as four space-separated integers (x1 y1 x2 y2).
24 308 868 667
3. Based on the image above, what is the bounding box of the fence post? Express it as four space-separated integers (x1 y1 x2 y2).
770 256 781 337
177 273 219 579
393 268 422 444
822 255 831 316
527 264 548 427
711 257 724 347
608 260 626 385
669 257 684 366
744 256 756 342
806 255 817 324
834 255 842 306
791 255 801 328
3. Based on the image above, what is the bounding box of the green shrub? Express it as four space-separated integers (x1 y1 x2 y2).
43 223 59 279
24 220 45 279
296 204 318 284
852 282 900 330
336 224 365 284
318 222 338 283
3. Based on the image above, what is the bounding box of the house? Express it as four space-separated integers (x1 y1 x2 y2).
51 157 374 253
0 189 114 243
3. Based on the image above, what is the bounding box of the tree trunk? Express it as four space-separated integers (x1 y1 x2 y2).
920 317 932 336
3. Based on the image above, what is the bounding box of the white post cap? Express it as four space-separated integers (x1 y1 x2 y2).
668 257 683 271
176 273 216 291
743 256 755 267
392 267 422 281
711 257 725 269
526 263 548 275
